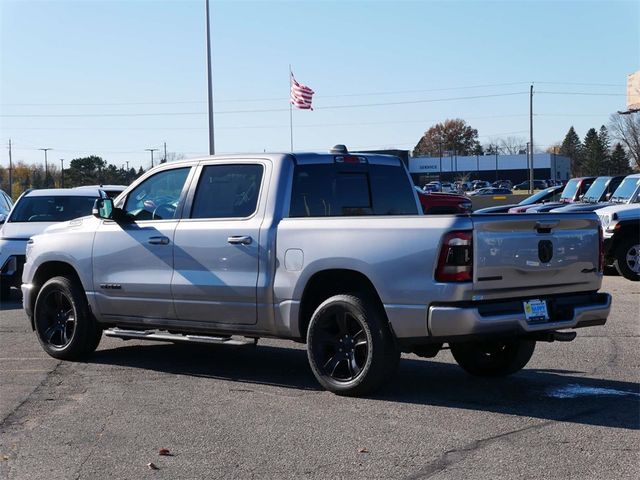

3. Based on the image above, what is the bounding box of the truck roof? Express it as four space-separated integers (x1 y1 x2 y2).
143 148 404 170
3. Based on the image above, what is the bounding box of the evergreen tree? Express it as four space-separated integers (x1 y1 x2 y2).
598 125 612 174
582 128 604 176
559 126 583 176
610 143 631 174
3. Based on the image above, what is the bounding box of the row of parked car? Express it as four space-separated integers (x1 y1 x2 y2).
476 173 640 281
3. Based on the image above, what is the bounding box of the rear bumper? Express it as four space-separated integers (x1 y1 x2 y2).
428 292 611 339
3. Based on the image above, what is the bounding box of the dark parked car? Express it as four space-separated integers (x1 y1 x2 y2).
468 187 512 196
509 177 596 213
475 185 563 214
513 180 549 190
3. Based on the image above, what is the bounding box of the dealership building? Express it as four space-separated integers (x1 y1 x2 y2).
408 153 571 185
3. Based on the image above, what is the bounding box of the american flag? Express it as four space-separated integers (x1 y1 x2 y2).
290 73 315 110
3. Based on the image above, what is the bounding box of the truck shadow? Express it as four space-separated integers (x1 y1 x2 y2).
91 342 639 431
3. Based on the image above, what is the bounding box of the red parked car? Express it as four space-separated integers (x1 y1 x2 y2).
415 187 472 214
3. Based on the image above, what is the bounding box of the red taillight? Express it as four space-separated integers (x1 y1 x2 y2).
335 155 367 164
435 230 473 282
598 224 604 273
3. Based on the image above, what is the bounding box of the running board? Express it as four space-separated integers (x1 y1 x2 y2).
104 328 258 346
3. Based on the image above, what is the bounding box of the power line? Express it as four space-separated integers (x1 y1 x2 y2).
0 92 529 118
537 91 625 97
0 80 624 107
0 82 528 106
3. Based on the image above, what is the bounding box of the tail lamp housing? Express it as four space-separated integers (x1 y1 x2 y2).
435 230 473 282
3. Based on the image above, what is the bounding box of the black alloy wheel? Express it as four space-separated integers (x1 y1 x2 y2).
306 294 400 396
38 289 76 348
34 276 102 360
311 307 369 382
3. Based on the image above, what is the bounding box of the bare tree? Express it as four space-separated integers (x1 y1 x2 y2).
497 136 527 155
609 113 640 170
546 143 561 154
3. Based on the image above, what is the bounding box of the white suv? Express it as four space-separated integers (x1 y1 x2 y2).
596 174 640 281
0 187 104 299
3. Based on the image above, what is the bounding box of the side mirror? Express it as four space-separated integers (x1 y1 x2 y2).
0 213 6 225
605 192 612 201
93 198 114 219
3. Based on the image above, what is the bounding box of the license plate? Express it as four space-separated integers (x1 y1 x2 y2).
523 299 549 323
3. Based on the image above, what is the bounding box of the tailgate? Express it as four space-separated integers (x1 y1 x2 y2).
471 213 600 291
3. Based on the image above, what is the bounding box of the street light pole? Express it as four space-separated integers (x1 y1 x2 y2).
60 159 64 188
38 148 52 187
205 0 215 155
145 148 158 169
529 84 534 194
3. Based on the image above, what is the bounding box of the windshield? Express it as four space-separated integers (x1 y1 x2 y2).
519 187 561 205
610 177 640 203
560 179 581 202
9 196 97 222
582 177 610 203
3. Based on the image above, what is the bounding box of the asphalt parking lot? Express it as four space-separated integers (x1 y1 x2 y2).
0 275 638 480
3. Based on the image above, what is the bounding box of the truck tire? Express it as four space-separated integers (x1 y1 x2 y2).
306 294 400 396
33 276 102 360
613 237 640 281
450 339 535 377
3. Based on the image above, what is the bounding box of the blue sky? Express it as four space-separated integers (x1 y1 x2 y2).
1 0 638 170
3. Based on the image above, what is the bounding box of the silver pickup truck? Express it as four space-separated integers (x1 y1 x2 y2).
22 146 611 396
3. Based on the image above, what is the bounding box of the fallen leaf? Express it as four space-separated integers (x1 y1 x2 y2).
159 448 172 456
147 462 159 470
358 448 369 454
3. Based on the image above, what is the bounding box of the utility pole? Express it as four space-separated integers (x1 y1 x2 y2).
495 145 498 181
8 139 13 198
38 148 52 187
145 148 158 169
163 142 167 163
205 0 215 155
126 160 129 171
526 142 530 188
60 159 64 188
439 142 442 180
529 84 534 194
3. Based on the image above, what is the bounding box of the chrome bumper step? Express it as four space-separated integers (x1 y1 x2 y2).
104 328 257 346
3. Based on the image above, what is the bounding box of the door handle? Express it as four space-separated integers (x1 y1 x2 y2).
227 235 252 245
148 236 170 245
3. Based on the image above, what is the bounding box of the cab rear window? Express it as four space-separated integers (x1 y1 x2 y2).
289 164 418 217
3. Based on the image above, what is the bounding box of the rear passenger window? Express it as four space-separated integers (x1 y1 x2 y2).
290 163 418 217
191 164 263 218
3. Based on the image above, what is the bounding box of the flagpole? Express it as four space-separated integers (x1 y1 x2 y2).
289 65 293 152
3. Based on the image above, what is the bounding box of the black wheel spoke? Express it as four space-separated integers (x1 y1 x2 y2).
323 355 342 376
348 354 361 378
44 325 56 342
354 330 367 348
336 312 349 337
